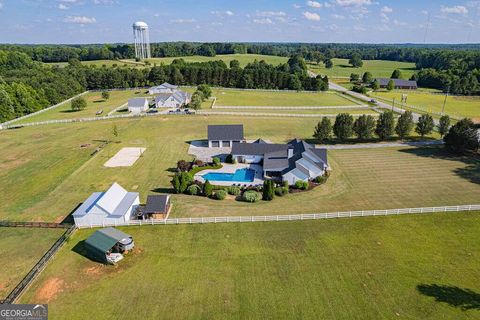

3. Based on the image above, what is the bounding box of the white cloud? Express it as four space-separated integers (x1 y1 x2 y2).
324 2 332 8
63 16 96 24
380 12 389 23
335 0 372 6
211 10 234 17
253 18 273 24
393 19 407 26
58 3 68 10
353 25 366 31
331 14 345 19
0 2 3 10
58 0 79 2
293 3 301 9
256 11 286 17
307 1 322 8
171 18 197 23
92 0 116 4
303 11 321 20
441 5 468 14
381 6 393 13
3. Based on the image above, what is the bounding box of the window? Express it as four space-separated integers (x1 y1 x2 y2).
211 141 220 148
222 141 230 147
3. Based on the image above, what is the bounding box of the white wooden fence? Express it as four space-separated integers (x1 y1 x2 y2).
76 204 480 229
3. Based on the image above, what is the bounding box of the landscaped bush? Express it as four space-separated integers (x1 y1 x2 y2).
227 186 241 196
187 184 201 196
295 180 309 190
225 154 233 164
214 190 227 200
212 157 220 165
194 159 205 167
314 175 328 184
177 160 192 172
275 186 288 197
242 190 262 203
203 180 213 197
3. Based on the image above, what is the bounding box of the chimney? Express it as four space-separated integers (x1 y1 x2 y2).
288 147 293 159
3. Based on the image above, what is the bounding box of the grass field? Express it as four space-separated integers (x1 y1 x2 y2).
308 58 418 79
0 227 65 299
0 116 478 222
48 54 289 69
14 90 153 124
211 89 360 107
207 108 378 115
370 89 480 122
21 212 480 319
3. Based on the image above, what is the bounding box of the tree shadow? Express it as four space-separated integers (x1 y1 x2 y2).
399 146 480 185
60 109 81 113
417 284 480 310
151 187 173 194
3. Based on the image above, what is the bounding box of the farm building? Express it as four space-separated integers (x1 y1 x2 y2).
141 195 172 219
208 124 246 148
128 98 150 113
148 82 178 94
85 227 134 264
377 78 418 90
72 182 139 227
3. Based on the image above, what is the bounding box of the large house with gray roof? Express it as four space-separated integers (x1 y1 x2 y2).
232 138 329 185
208 124 246 148
148 82 178 94
155 90 192 108
377 78 418 90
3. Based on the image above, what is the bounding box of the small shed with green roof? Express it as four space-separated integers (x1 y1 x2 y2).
85 227 134 264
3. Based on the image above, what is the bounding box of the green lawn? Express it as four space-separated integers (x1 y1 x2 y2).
0 116 478 222
14 90 153 124
21 212 480 319
309 58 418 79
48 54 289 69
207 108 378 115
0 227 65 299
370 89 480 122
211 89 360 107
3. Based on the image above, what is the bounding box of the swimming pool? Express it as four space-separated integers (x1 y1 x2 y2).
202 168 255 183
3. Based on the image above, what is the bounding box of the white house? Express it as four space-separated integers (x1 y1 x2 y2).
148 83 178 95
155 91 192 108
72 183 140 227
128 98 149 113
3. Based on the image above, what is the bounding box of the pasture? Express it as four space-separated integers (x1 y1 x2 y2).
0 227 65 299
0 116 478 222
370 89 480 122
21 212 480 319
207 108 378 115
13 90 153 124
308 58 418 79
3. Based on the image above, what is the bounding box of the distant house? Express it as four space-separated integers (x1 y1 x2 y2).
208 124 246 148
148 82 178 95
377 78 418 90
231 138 329 185
128 98 150 113
85 227 134 264
154 91 192 108
72 183 139 227
142 195 171 220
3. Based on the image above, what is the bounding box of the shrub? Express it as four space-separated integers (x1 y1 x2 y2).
227 186 241 196
225 154 233 164
275 187 288 197
194 159 205 167
187 184 201 196
295 180 309 190
203 180 213 197
214 190 227 200
242 190 261 203
177 160 191 172
262 180 275 201
314 175 328 184
212 157 220 165
71 97 87 111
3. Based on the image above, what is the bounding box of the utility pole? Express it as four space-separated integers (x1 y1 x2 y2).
442 87 449 115
392 97 395 112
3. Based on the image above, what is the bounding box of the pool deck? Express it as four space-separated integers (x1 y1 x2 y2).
194 163 264 187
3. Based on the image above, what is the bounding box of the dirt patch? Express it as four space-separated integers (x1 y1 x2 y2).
35 277 64 303
30 133 46 140
84 265 104 276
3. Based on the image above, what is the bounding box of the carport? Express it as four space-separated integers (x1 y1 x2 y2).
85 227 134 264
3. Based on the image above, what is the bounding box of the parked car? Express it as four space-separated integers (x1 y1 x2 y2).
147 109 158 114
96 110 104 115
369 99 378 105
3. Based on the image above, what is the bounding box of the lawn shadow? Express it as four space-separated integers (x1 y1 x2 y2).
417 284 480 310
58 203 82 225
60 109 80 114
151 187 173 194
71 240 102 263
93 99 106 103
398 146 480 185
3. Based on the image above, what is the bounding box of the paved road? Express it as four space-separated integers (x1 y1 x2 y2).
310 70 439 125
318 140 444 150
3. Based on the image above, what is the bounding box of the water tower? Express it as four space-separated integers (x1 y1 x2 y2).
132 21 151 60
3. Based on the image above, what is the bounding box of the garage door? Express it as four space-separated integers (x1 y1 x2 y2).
211 141 220 147
222 141 230 147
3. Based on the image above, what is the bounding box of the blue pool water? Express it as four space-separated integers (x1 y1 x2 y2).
202 168 255 182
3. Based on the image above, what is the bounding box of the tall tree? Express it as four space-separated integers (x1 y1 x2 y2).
350 73 360 83
71 96 87 111
375 111 395 140
362 72 373 84
371 79 380 91
101 91 110 100
387 79 395 91
324 59 333 69
415 114 435 138
313 117 333 143
349 53 363 68
438 115 451 137
391 69 402 79
395 111 414 139
444 118 480 154
333 113 354 142
353 114 376 140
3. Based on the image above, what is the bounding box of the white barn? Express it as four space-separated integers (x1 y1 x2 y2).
128 98 149 113
72 183 139 227
148 83 178 95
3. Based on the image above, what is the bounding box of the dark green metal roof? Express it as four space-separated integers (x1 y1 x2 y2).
85 227 132 253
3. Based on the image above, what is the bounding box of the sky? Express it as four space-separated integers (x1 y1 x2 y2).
0 0 479 44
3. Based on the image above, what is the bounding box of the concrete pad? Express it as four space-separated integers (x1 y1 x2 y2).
104 147 146 167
